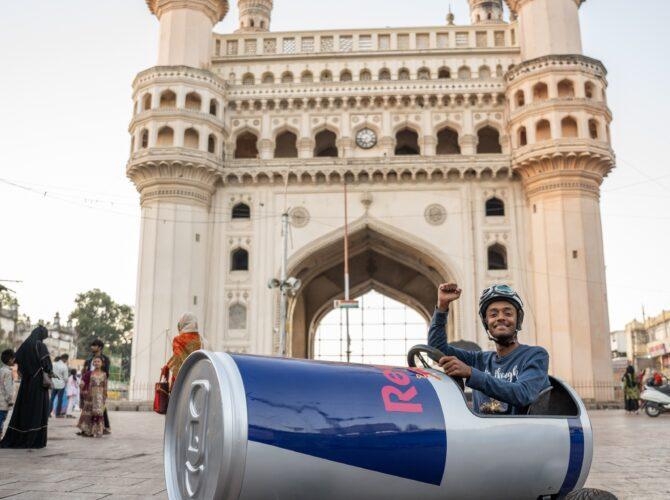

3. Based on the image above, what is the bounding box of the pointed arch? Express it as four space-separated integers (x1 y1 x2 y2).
475 124 502 154
314 128 338 157
436 126 461 155
487 243 508 270
394 127 420 155
275 130 298 158
234 129 260 159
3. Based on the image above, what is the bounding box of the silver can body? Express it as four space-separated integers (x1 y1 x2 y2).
165 351 592 500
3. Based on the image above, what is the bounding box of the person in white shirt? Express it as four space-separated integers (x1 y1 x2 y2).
50 354 69 418
0 349 15 437
65 369 80 418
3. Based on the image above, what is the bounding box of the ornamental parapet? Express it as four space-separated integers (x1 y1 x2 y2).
133 66 227 94
146 0 229 24
506 54 607 83
504 0 584 14
129 108 224 130
127 147 222 206
509 97 611 122
220 154 513 186
512 139 615 198
227 78 506 101
214 24 519 61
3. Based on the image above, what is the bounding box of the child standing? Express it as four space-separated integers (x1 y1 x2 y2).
0 349 16 437
65 369 79 418
77 356 108 438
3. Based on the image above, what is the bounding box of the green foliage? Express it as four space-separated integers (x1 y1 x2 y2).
68 289 133 379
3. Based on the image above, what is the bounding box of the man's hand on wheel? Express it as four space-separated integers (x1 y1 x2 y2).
437 283 462 312
439 356 472 379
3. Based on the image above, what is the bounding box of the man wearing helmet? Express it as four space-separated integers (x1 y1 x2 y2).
428 283 550 415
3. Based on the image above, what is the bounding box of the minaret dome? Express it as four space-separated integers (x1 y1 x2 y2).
469 0 504 24
236 0 273 33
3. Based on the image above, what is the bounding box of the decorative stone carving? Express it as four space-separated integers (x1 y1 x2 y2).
425 204 447 226
289 207 310 228
228 303 248 329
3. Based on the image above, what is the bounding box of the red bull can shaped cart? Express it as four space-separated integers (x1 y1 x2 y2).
164 350 594 500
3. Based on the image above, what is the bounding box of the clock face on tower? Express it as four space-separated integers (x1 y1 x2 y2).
355 128 377 149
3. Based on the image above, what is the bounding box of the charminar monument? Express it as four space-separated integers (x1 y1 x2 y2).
127 0 615 400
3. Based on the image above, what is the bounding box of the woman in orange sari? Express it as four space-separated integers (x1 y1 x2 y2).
164 312 203 389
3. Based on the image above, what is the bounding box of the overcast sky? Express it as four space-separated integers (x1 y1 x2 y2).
0 0 668 331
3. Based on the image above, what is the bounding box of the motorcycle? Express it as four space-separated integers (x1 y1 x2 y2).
640 375 670 417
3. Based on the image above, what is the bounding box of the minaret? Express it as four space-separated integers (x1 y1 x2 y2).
468 0 504 24
147 0 229 68
235 0 273 33
504 0 615 398
127 0 228 399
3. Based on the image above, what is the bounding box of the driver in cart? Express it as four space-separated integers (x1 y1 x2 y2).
428 283 550 415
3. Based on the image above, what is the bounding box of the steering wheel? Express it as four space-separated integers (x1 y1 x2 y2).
407 344 465 391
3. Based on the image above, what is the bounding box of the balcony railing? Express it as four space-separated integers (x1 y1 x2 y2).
213 25 518 59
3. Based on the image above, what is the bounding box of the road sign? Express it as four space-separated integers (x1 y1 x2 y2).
334 299 359 309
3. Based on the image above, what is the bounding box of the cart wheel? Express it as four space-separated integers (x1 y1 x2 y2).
645 404 661 418
566 488 617 500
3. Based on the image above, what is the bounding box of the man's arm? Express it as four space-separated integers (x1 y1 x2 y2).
1 370 13 406
428 309 479 367
466 349 549 408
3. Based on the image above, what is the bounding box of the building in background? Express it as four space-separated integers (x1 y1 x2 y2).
0 304 18 347
610 329 626 359
642 310 670 375
127 0 616 400
11 312 78 360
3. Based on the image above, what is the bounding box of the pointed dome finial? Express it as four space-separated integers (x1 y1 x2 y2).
447 5 455 25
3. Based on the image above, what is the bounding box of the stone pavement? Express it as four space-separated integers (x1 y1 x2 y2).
0 410 668 499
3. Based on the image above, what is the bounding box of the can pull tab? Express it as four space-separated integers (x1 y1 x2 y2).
185 380 211 498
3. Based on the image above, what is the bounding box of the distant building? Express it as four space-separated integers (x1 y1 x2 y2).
618 312 670 376
644 310 670 375
0 304 18 347
12 312 78 360
610 329 626 358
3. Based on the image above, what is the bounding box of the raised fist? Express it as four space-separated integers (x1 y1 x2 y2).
437 283 462 312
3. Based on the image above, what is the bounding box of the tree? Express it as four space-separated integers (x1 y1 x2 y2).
69 289 133 379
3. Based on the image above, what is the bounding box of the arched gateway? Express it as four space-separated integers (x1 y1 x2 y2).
128 0 616 401
286 221 456 358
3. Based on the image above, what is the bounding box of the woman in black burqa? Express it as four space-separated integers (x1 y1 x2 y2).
0 325 54 448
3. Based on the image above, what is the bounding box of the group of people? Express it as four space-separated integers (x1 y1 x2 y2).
0 326 113 449
49 354 79 418
621 365 667 414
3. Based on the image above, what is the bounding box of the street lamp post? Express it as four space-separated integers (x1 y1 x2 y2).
268 212 302 357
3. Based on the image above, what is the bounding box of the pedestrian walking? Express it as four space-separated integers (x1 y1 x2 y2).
0 349 16 438
77 356 108 438
164 312 203 390
622 365 639 414
0 326 54 449
83 339 112 434
65 369 79 418
50 354 69 417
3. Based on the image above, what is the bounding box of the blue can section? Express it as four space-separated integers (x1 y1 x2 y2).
232 355 447 485
558 417 585 497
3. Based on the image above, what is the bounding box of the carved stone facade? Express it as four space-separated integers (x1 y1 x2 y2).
127 0 615 400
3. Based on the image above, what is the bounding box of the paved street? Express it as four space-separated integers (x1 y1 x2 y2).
0 410 667 499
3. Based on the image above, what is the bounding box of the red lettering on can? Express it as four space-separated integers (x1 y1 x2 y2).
381 385 423 413
383 369 410 386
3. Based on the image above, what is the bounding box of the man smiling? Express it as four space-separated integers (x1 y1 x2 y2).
428 283 550 415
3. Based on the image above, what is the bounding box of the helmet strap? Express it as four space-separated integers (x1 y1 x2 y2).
487 330 518 347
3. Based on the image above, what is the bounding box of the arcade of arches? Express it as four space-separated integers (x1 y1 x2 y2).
287 225 455 359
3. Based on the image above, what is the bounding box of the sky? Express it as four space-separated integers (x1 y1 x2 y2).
0 0 668 331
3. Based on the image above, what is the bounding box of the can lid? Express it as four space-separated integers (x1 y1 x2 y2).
164 351 247 500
